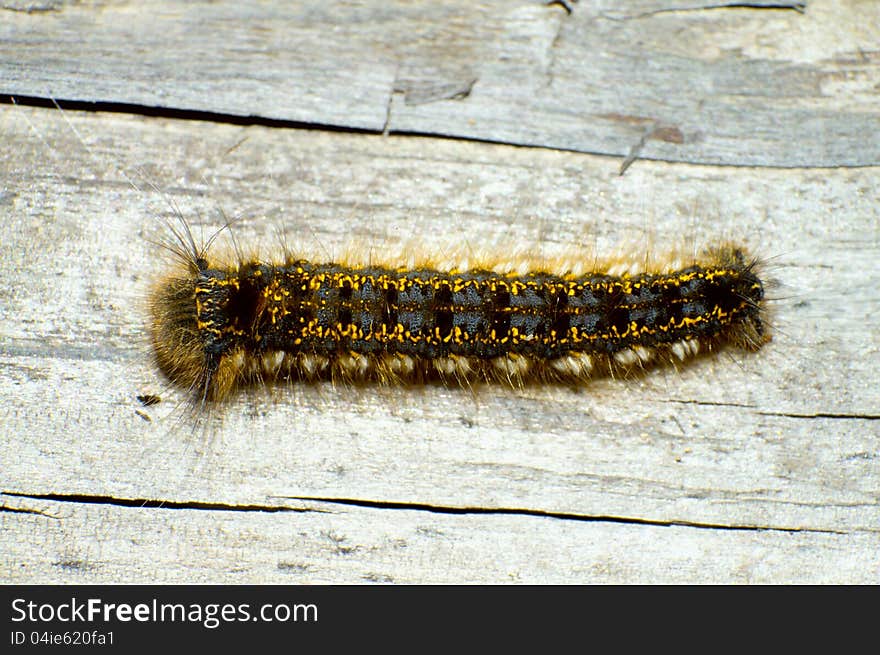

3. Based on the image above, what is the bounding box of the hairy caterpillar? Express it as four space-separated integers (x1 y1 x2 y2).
150 222 769 405
6 98 771 412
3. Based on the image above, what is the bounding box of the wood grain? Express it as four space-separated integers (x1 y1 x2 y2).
0 0 878 583
2 0 878 165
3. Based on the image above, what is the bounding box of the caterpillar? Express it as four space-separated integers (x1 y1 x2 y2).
149 222 770 405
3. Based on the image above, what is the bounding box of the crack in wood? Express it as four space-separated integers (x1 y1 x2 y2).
282 495 847 535
4 492 854 535
545 0 577 16
382 90 403 136
695 2 806 13
1 491 324 515
2 94 377 136
663 399 879 421
0 503 59 519
603 2 806 21
664 398 757 409
757 411 880 421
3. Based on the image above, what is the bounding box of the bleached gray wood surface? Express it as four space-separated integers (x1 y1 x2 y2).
1 0 878 583
2 0 878 166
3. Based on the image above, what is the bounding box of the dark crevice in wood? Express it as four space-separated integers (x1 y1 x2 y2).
664 398 758 409
4 94 379 136
1 491 321 514
4 491 854 535
619 2 807 20
4 92 584 156
0 503 59 519
282 495 847 535
545 0 577 16
664 399 879 420
700 2 806 13
7 92 874 170
757 411 880 421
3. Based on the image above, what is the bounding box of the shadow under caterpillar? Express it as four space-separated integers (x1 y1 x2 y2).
149 222 770 405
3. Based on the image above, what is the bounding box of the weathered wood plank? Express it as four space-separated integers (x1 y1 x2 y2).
1 105 878 583
2 496 876 584
2 0 878 166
